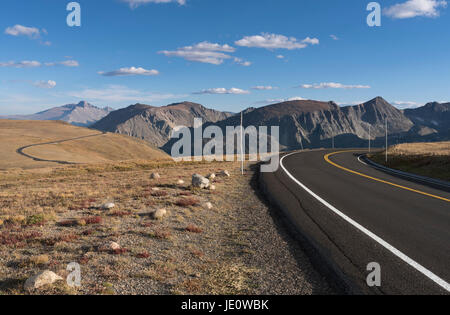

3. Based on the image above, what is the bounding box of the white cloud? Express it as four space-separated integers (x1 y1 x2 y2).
235 33 319 50
330 34 339 40
67 85 181 103
193 88 250 95
1 60 79 68
44 60 79 67
122 0 186 8
160 41 235 65
252 86 277 90
384 0 447 19
0 61 41 68
5 25 40 38
276 55 285 59
392 101 422 108
234 57 252 66
255 96 306 105
302 37 320 45
98 66 159 77
300 82 371 89
33 80 56 89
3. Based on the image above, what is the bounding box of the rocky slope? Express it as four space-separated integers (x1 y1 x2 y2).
204 97 415 150
0 101 113 127
404 102 450 133
94 97 449 152
92 102 233 147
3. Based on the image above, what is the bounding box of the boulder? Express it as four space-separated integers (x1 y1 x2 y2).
151 208 167 220
205 202 213 210
24 270 63 291
206 173 216 180
192 174 210 189
177 179 185 185
150 173 161 179
100 241 121 252
218 170 230 177
101 203 115 210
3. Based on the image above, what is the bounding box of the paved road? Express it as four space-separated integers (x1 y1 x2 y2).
16 132 107 165
261 149 450 295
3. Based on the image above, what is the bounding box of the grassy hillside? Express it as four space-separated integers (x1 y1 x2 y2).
370 142 450 181
0 120 169 170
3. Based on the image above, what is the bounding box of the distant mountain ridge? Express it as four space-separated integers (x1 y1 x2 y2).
92 101 233 147
2 97 448 151
0 101 113 127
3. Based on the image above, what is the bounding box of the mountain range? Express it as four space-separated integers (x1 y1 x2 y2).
93 96 449 152
1 97 448 152
92 102 233 147
0 101 113 127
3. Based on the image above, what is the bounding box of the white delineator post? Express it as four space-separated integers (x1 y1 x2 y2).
385 118 388 163
240 111 244 175
369 125 371 153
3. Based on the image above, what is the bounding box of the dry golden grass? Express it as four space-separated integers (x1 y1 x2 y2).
0 120 169 170
387 141 450 156
0 159 261 295
370 142 450 181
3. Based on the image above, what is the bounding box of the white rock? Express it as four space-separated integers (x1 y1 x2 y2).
206 173 216 180
24 270 63 291
150 173 161 179
100 241 121 252
110 242 121 250
205 202 213 210
152 208 167 220
218 170 231 177
151 187 160 191
208 185 216 191
101 202 115 210
177 179 185 185
192 174 210 189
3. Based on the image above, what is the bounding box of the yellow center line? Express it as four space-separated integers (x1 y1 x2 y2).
324 150 450 203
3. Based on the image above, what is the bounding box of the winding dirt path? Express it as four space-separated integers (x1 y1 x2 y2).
16 132 107 165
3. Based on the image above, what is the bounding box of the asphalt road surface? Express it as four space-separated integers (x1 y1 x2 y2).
261 149 450 295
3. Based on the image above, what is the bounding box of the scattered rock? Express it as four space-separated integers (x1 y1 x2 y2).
24 270 63 291
101 202 115 210
151 187 160 191
177 179 185 185
205 202 213 210
151 208 167 220
100 241 121 252
218 170 231 177
206 173 216 180
192 174 210 189
109 242 121 250
150 173 161 179
208 185 216 191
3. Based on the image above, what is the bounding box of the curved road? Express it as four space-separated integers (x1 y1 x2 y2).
262 149 450 295
16 132 107 165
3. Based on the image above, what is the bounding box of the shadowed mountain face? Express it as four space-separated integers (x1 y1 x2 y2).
0 101 113 127
404 102 450 133
92 102 233 147
207 97 415 150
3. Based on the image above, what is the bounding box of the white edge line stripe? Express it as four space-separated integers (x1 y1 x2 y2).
280 152 450 292
357 155 368 166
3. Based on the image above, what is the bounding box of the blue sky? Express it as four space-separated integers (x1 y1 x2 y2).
0 0 449 114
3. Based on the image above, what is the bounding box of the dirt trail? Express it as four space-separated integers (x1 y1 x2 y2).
16 132 107 165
